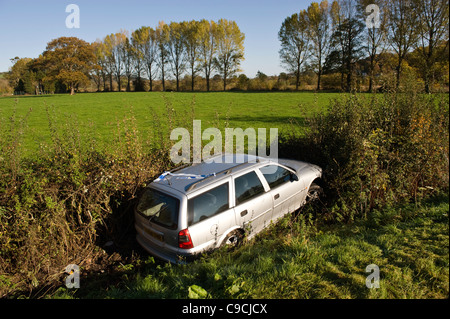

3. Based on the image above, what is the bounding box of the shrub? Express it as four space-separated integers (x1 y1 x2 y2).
279 91 449 222
0 103 170 296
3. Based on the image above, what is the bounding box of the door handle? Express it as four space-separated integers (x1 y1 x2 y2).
240 210 248 217
274 194 280 200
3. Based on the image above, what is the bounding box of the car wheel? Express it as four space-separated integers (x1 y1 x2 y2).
221 230 243 248
306 182 323 203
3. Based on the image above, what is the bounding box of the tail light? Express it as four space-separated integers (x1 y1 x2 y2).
178 228 193 249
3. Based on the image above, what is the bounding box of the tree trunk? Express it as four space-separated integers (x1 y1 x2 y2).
206 73 210 92
191 66 195 92
109 74 113 92
317 70 321 91
103 74 107 91
117 74 121 92
70 85 75 95
295 65 300 91
148 67 153 92
395 62 401 91
316 56 322 91
161 67 165 91
126 76 131 92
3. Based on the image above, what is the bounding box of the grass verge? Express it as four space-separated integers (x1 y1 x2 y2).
48 194 449 299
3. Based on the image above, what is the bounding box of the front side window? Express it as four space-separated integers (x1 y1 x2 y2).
188 183 229 226
259 165 291 189
234 171 265 205
137 189 179 229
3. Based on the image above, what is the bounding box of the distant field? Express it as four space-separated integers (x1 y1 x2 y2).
0 92 338 155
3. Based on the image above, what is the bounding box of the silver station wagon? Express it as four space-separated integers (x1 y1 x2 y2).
135 154 322 263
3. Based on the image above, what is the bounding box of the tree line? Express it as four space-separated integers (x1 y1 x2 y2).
279 0 449 93
4 0 449 95
6 19 245 95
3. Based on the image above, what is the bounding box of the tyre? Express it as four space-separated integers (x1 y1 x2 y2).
306 182 323 203
221 230 243 248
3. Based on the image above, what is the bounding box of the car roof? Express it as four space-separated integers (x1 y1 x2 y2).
151 154 274 194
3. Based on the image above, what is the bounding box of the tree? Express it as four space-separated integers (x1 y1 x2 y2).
184 20 201 91
91 40 106 91
102 35 115 91
155 21 170 91
112 31 127 92
198 19 218 92
214 19 245 91
40 37 95 95
7 57 33 92
137 26 158 92
328 0 365 92
122 34 134 92
167 21 187 91
306 0 333 90
279 11 310 90
359 0 388 92
386 0 420 89
414 0 449 92
131 28 147 91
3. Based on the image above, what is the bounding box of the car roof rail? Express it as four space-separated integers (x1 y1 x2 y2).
185 158 260 192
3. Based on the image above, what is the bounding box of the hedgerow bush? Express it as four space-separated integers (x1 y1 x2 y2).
279 91 449 222
0 105 169 296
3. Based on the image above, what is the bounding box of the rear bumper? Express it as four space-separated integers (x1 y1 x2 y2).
135 223 197 264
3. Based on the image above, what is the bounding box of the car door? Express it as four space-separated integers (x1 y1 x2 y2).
186 180 234 251
232 170 273 235
259 164 305 222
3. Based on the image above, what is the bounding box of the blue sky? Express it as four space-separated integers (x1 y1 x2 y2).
0 0 310 77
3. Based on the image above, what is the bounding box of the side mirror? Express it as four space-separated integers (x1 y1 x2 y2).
290 173 299 182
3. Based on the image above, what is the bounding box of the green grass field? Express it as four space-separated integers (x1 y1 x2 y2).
0 92 338 155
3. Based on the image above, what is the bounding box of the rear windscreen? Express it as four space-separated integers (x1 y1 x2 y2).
137 189 179 229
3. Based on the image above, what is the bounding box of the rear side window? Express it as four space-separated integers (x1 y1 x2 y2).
137 189 179 229
260 165 291 189
188 183 229 226
234 171 265 205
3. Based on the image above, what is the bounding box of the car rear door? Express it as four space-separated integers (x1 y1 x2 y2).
186 178 234 251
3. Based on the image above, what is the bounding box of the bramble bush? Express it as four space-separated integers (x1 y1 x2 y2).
279 90 449 222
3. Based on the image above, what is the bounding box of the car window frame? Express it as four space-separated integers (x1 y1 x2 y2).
187 181 231 227
232 169 269 207
258 164 296 190
137 188 181 230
